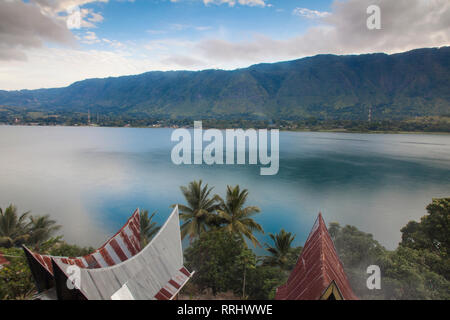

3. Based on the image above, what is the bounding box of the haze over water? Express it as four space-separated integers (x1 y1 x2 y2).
0 126 449 251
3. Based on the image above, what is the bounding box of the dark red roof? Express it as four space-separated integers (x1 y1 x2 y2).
0 251 10 266
275 213 358 300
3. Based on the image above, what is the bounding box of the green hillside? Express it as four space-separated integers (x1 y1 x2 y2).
0 47 449 121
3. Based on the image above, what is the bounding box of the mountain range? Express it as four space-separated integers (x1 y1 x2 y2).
0 47 449 120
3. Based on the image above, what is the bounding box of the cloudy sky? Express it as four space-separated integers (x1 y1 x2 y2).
0 0 449 90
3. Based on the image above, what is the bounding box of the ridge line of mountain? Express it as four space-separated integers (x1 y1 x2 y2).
0 46 449 121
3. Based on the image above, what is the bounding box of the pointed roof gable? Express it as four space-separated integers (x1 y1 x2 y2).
52 206 193 300
24 208 141 293
276 212 358 300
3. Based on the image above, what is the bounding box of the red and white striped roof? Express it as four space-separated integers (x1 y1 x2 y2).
52 206 194 300
154 267 193 300
25 208 141 274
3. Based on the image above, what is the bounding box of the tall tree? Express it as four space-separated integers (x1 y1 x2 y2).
172 180 220 241
236 248 256 299
140 210 160 247
401 198 449 255
0 205 30 248
216 185 264 247
263 229 296 270
399 197 450 281
184 230 249 296
28 215 61 249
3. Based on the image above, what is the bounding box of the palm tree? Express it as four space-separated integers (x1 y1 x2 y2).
0 205 30 248
263 229 296 270
216 185 264 247
28 215 61 249
172 180 220 241
140 210 160 247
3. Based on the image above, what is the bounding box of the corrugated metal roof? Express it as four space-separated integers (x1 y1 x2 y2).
52 206 193 300
275 212 358 300
24 208 141 276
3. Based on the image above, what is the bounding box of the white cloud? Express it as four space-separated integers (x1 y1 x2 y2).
102 38 125 49
170 23 191 31
33 0 107 29
83 8 104 24
144 38 196 52
203 0 267 7
32 0 108 13
0 0 114 58
293 8 330 19
82 31 101 44
0 0 75 61
0 0 111 61
0 47 170 90
147 24 213 35
161 55 205 68
1 0 449 90
195 0 450 64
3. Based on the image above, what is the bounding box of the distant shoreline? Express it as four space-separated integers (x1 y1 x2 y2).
1 123 449 135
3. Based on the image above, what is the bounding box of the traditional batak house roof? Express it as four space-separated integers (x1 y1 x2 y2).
23 208 141 295
24 206 193 300
276 212 358 300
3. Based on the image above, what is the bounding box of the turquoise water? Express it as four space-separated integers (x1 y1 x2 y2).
0 126 449 251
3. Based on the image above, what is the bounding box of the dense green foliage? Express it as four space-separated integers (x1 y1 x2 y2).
0 205 60 249
184 230 287 299
2 107 449 133
48 243 94 257
184 230 247 295
0 242 95 300
330 198 450 300
178 182 280 299
182 226 300 300
0 47 449 121
183 197 450 300
0 205 31 248
400 198 449 258
0 247 35 300
1 197 449 300
27 215 61 249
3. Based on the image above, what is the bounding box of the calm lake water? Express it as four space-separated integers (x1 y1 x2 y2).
0 126 449 251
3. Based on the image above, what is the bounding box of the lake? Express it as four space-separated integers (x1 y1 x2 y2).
0 126 449 252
